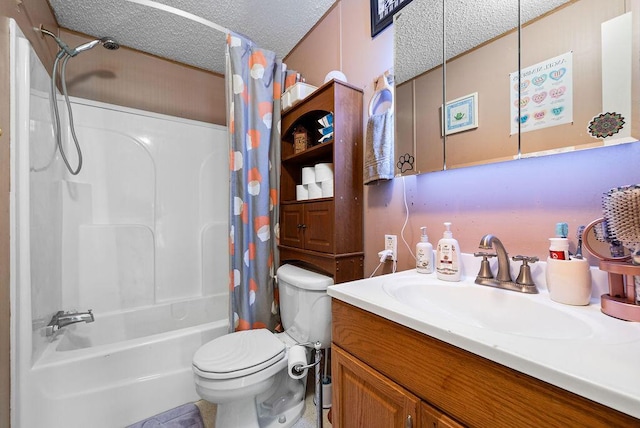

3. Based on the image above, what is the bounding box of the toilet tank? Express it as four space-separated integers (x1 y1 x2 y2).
276 264 334 349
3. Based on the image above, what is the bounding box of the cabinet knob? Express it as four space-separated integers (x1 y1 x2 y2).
297 224 306 229
405 415 413 428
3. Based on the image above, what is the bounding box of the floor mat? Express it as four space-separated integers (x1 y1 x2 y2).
126 403 204 428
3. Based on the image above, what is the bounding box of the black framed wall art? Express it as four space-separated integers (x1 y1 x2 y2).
370 0 414 37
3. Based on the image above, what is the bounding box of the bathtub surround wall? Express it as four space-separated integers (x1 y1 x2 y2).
11 23 229 427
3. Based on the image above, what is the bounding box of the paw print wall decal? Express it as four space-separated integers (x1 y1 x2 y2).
397 153 414 173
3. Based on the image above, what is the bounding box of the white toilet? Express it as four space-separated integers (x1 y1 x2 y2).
192 264 333 428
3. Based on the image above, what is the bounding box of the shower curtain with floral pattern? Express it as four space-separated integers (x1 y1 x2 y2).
226 33 281 332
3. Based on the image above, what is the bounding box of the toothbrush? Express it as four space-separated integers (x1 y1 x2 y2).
555 222 568 238
574 225 585 259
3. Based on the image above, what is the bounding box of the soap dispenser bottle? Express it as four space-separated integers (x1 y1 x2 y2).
416 226 434 274
436 222 461 281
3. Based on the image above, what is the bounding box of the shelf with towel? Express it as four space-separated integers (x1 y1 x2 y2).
278 79 364 284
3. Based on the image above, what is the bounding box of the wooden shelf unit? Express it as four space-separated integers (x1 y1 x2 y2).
279 80 364 283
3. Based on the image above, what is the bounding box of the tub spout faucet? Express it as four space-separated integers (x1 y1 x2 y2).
46 309 94 336
475 234 538 294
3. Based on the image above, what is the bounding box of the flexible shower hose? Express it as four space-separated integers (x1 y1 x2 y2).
50 50 83 175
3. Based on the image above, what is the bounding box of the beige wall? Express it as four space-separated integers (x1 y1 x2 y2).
58 29 226 124
285 0 394 115
285 0 640 277
285 0 398 275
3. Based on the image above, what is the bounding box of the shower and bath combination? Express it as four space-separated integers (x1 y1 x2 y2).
37 26 119 175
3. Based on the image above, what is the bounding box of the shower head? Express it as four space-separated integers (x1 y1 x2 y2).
72 37 120 55
36 26 120 56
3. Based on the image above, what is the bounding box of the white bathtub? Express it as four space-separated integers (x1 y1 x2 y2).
24 295 229 428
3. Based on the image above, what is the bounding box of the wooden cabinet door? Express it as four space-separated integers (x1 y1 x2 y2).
304 200 334 253
420 402 464 428
333 345 419 428
281 202 333 252
280 204 304 248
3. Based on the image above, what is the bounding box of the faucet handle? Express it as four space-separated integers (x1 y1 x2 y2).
512 255 539 264
512 255 538 286
474 252 496 279
473 251 496 258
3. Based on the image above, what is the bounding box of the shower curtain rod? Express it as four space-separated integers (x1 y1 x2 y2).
125 0 231 35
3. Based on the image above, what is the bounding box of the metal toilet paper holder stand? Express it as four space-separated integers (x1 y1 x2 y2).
291 342 324 428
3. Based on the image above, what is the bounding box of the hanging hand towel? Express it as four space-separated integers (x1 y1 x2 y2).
364 109 394 185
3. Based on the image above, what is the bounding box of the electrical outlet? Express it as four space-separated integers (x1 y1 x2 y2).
384 234 398 261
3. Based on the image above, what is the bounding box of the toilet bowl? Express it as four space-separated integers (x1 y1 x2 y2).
192 264 333 428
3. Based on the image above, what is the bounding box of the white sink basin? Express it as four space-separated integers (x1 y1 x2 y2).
383 280 594 340
328 264 640 419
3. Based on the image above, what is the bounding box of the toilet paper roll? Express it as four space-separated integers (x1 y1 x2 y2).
321 179 334 198
287 345 308 380
296 185 309 201
301 167 316 185
314 163 334 182
307 182 322 199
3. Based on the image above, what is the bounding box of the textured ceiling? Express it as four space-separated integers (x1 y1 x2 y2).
47 0 337 74
394 0 570 84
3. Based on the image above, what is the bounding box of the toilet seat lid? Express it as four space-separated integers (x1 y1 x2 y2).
193 329 285 380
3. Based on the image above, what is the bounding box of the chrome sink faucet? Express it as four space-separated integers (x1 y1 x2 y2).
46 310 94 336
475 234 538 294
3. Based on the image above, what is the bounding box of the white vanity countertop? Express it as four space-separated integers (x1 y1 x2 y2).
327 260 640 419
